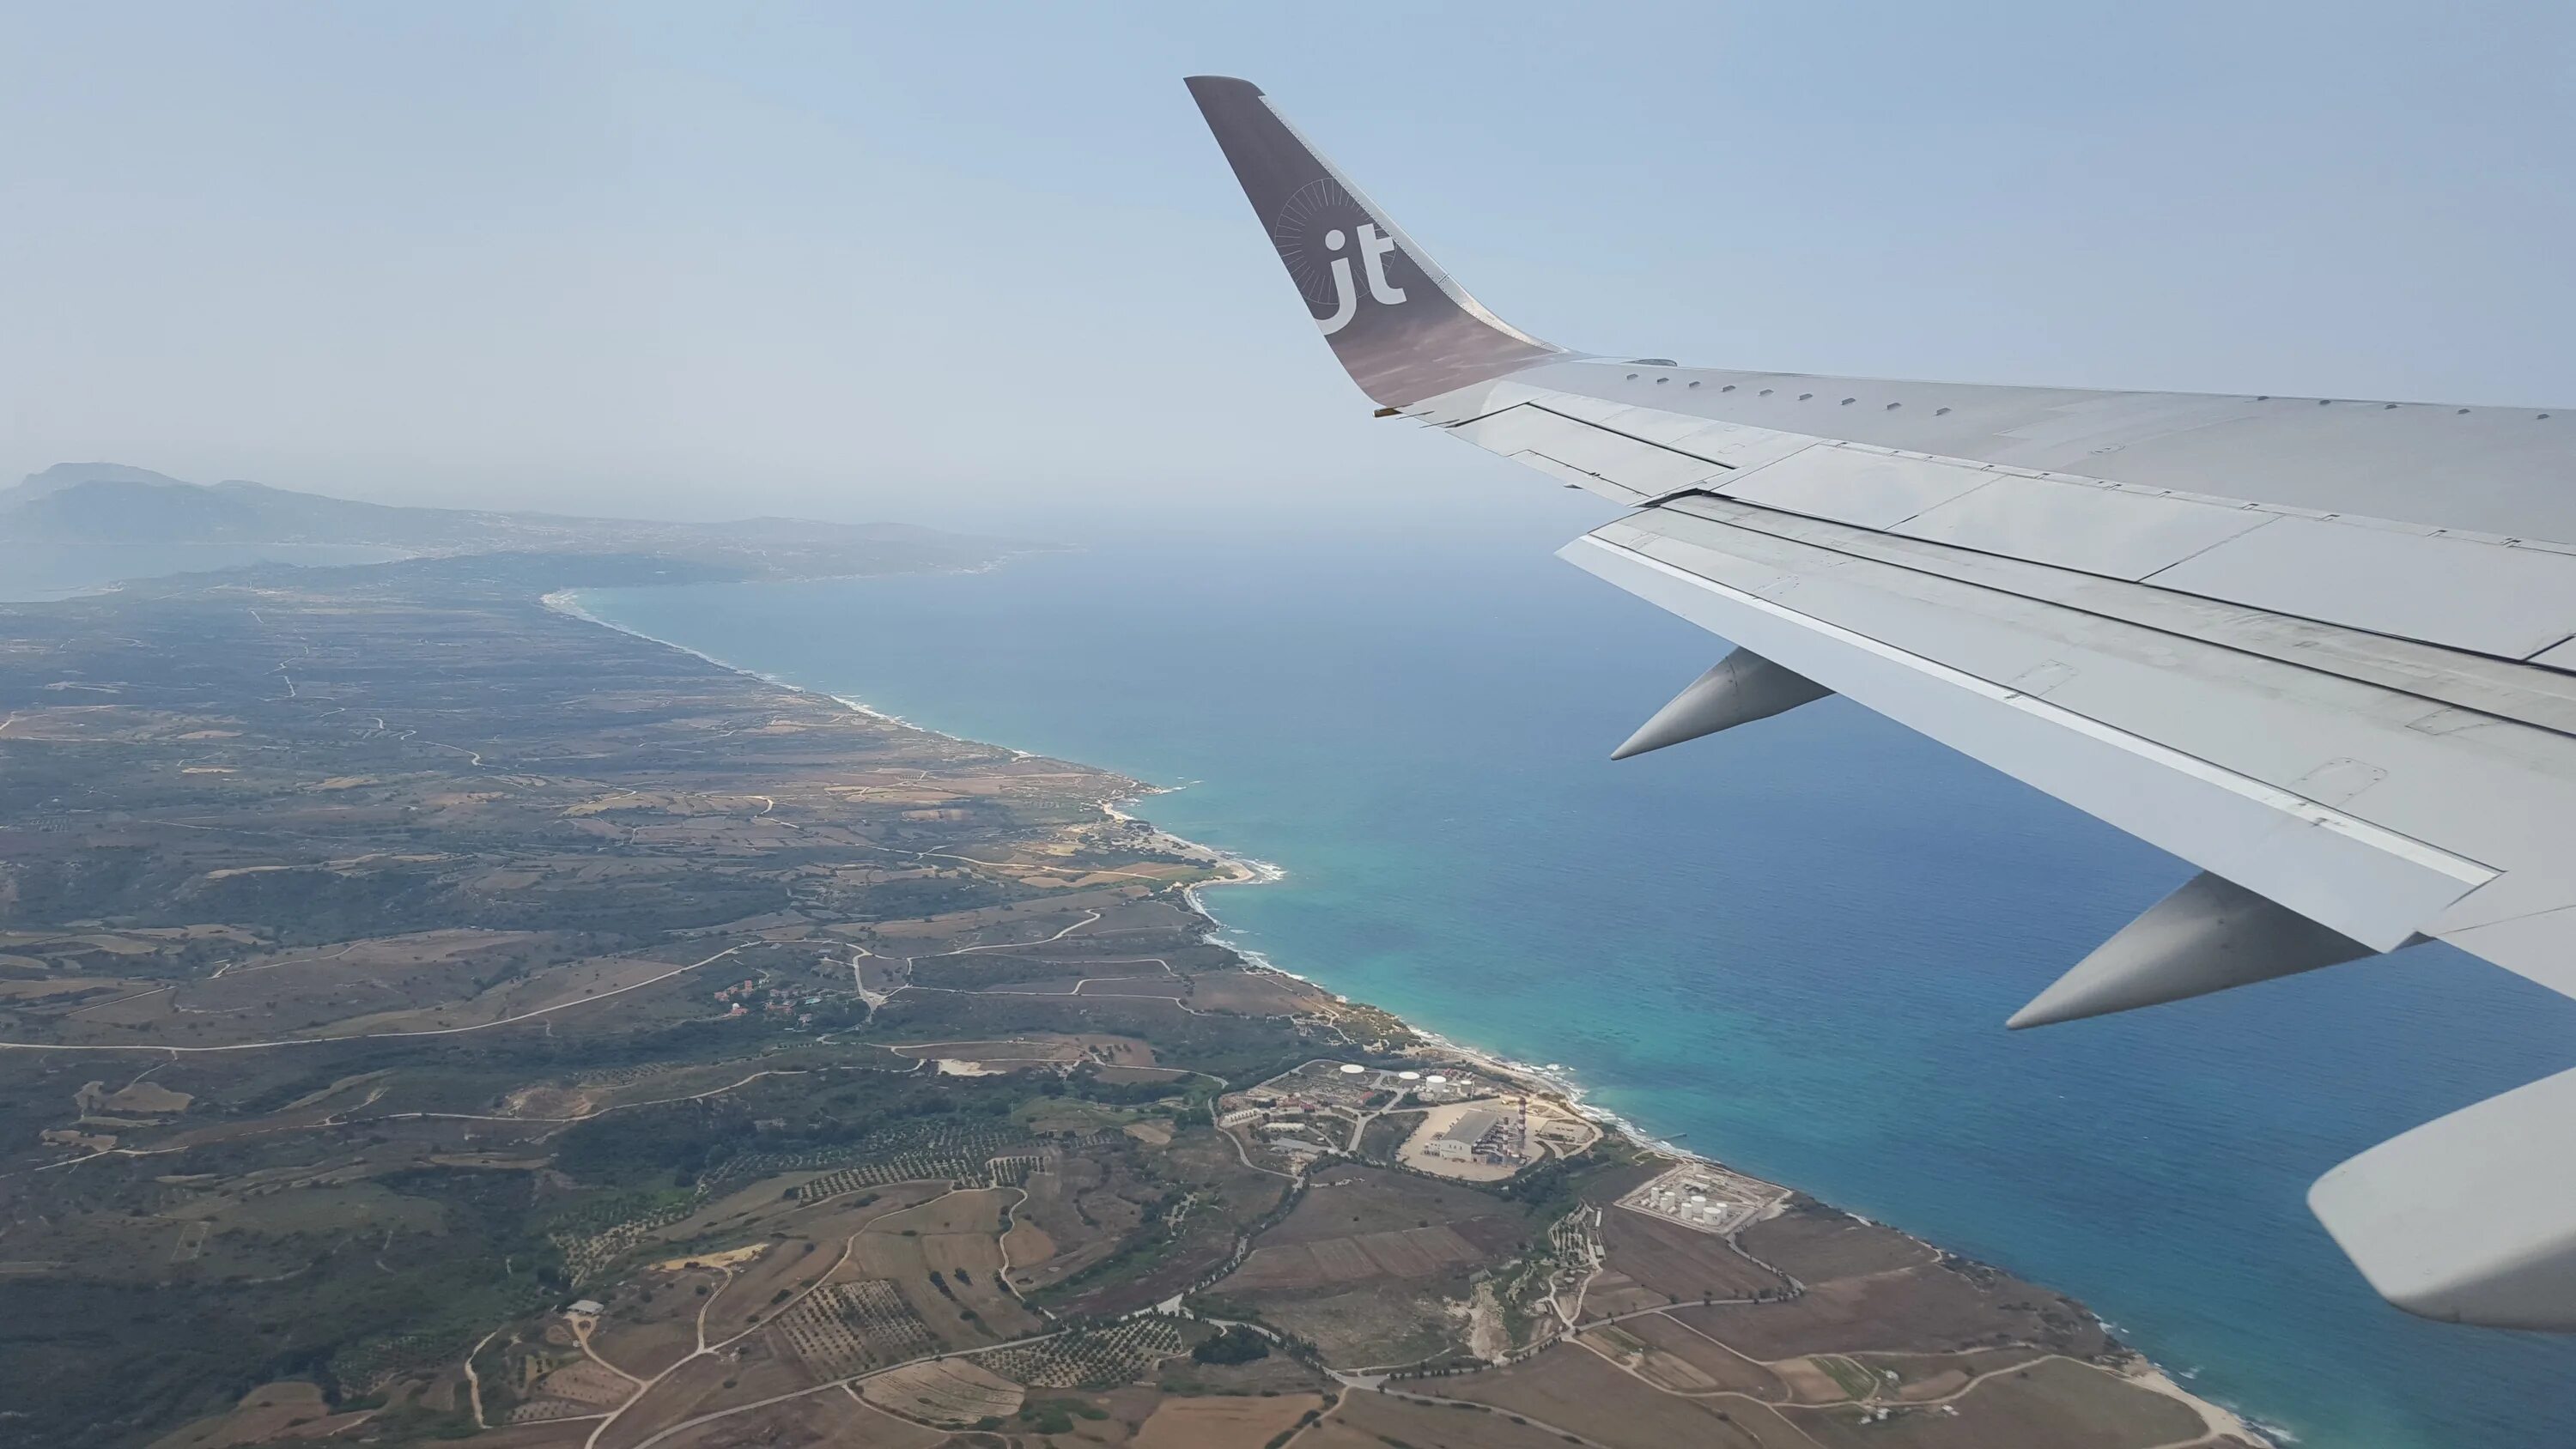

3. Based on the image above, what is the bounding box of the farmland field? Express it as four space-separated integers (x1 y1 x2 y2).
1131 1391 1325 1449
858 1358 1024 1427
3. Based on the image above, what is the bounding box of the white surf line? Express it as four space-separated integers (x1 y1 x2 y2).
0 943 751 1053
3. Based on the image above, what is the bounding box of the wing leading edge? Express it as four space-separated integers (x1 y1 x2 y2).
1186 76 2576 1330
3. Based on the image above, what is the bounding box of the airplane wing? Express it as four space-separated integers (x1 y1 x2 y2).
1187 74 2576 1331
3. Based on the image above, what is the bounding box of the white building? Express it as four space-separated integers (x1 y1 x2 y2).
1425 1107 1507 1163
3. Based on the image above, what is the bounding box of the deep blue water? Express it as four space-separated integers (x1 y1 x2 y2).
579 512 2576 1447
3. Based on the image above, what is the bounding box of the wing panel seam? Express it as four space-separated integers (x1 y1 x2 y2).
1574 532 2500 886
1524 403 1741 470
1651 496 2576 742
2136 509 2287 583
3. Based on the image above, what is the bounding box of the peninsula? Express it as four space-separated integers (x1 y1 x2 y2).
0 521 2267 1448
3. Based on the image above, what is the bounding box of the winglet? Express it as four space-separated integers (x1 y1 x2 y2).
1184 76 1561 408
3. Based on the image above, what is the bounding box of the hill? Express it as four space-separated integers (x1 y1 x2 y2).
0 462 1020 578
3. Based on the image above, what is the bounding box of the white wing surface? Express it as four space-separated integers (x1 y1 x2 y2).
1188 75 2576 1330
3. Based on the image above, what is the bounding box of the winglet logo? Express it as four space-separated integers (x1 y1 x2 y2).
1312 222 1405 334
1273 179 1406 336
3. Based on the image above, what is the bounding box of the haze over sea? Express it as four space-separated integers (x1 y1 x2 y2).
576 502 2576 1448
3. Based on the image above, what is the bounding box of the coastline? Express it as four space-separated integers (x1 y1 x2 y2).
546 584 2274 1447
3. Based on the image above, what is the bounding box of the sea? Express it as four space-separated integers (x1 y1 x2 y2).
28 506 2567 1445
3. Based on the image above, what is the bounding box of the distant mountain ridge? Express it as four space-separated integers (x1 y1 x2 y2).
0 463 1015 578
3 461 195 504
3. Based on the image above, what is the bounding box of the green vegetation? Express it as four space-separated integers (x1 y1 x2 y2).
1193 1324 1273 1365
1016 1398 1106 1434
1818 1354 1880 1400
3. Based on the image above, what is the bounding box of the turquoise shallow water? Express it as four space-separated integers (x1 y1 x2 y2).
578 514 2576 1447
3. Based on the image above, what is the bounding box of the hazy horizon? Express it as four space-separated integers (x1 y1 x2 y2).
6 3 2571 539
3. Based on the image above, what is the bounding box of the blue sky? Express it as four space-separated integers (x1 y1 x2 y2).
3 3 2570 537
